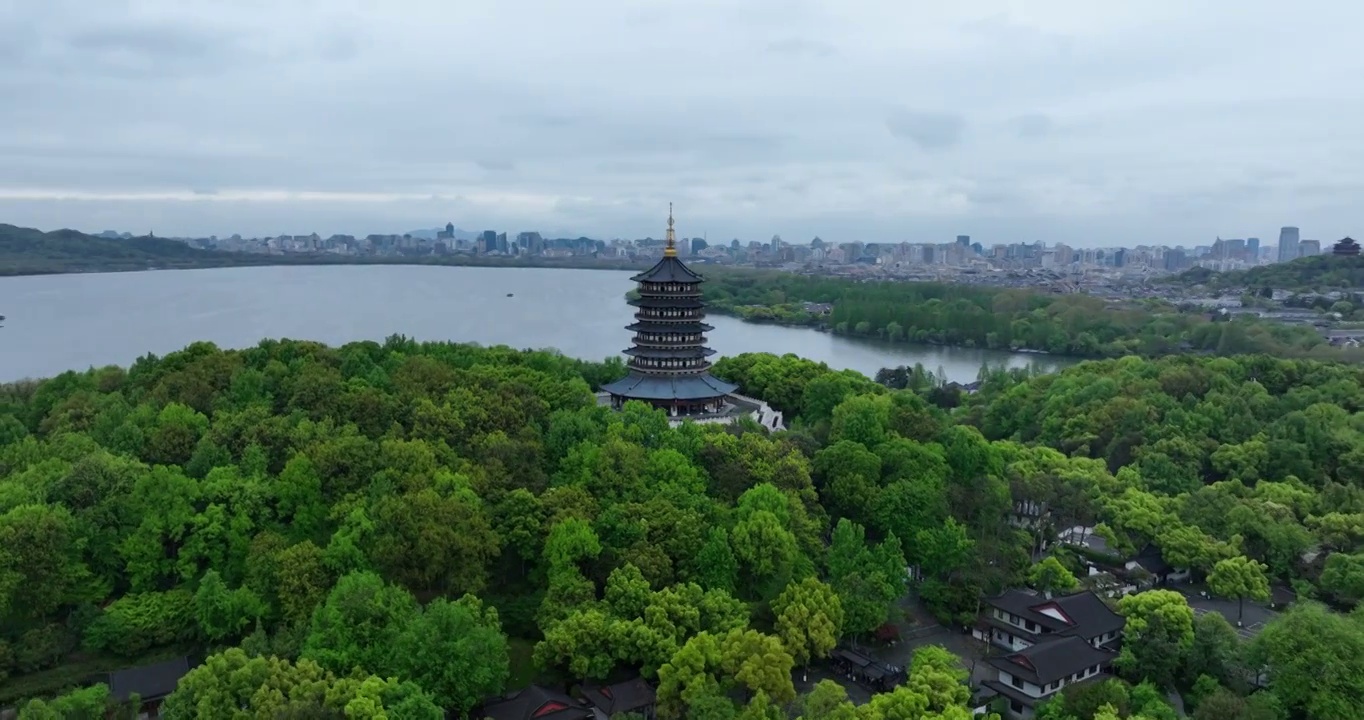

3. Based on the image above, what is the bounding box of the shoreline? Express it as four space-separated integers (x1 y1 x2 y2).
704 307 1096 362
0 254 654 279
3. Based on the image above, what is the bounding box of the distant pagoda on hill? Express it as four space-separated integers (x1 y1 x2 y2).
1333 237 1360 256
600 205 781 429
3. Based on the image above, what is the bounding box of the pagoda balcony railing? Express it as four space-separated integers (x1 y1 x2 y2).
639 283 701 293
632 336 708 346
636 289 702 299
628 359 713 373
634 311 705 321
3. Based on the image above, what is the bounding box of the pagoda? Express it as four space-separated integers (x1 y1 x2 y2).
601 205 739 417
1334 237 1360 256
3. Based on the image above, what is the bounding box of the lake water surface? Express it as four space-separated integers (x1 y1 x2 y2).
0 265 1075 382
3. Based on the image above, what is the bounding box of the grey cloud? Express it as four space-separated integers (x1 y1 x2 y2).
2 1 1364 245
507 114 581 129
694 133 786 162
766 38 837 58
885 110 967 151
38 22 256 78
1011 114 1055 139
475 159 517 172
315 32 364 63
966 188 1020 208
67 25 215 57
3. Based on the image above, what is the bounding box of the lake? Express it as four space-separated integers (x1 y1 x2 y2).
0 265 1075 382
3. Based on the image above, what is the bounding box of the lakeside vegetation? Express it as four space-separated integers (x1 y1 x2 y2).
2 338 1362 718
1171 254 1364 292
700 270 1349 361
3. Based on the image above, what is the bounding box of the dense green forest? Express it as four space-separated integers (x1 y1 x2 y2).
699 271 1343 360
3 340 1363 719
1172 254 1364 291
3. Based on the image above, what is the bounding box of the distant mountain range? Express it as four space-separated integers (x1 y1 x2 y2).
0 223 629 278
0 223 254 276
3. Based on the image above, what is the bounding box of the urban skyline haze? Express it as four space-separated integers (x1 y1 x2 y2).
2 1 1361 247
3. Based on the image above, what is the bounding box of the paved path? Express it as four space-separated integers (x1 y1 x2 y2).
1176 585 1278 641
1166 689 1187 718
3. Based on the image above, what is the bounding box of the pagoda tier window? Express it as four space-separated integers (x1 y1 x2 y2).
635 333 701 342
631 358 708 370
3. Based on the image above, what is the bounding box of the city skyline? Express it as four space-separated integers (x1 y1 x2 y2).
83 220 1340 255
3 1 1363 244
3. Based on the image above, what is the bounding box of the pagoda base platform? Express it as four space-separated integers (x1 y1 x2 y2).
595 391 784 432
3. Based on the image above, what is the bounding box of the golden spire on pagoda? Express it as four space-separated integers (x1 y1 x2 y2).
664 202 677 257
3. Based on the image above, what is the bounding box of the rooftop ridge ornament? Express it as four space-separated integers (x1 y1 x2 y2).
664 202 677 257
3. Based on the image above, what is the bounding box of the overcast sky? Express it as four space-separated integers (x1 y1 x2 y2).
2 1 1361 246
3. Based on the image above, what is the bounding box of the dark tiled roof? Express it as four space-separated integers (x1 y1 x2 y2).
984 590 1124 641
601 372 737 400
622 346 717 359
580 678 656 716
625 321 713 334
988 636 1116 686
631 256 704 283
106 656 192 702
479 686 593 720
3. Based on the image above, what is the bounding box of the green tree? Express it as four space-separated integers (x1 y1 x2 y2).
84 589 196 657
1208 555 1271 626
1318 552 1364 607
656 631 726 720
192 569 264 641
694 527 740 593
1186 611 1242 687
0 503 98 622
301 571 418 675
391 594 510 715
274 540 332 625
1027 556 1081 596
772 577 844 671
1115 590 1196 689
796 680 859 720
826 519 905 636
161 648 442 719
720 628 797 704
18 684 110 720
1247 602 1364 720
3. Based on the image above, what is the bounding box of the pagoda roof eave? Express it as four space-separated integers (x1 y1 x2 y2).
631 256 705 283
601 372 738 401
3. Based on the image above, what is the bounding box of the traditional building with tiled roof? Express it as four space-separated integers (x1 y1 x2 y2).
972 589 1124 719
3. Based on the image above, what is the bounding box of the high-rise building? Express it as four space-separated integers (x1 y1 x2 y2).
956 235 970 247
517 231 543 252
1277 227 1300 263
1247 237 1260 259
1299 239 1321 257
